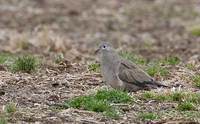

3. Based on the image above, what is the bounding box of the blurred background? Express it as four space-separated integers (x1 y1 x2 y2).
0 0 200 62
1 1 200 123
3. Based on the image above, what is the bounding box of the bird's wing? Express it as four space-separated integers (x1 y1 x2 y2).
118 59 153 87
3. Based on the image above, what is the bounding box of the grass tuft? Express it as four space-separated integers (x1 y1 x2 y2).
160 56 180 65
68 96 111 112
11 55 38 73
190 26 200 36
103 109 120 119
88 63 100 72
142 91 169 101
64 89 132 119
0 53 15 65
170 92 184 102
137 112 159 121
95 89 132 103
186 63 196 70
141 91 200 104
0 115 7 124
55 53 64 64
177 102 195 111
4 102 17 114
146 63 169 77
193 75 200 88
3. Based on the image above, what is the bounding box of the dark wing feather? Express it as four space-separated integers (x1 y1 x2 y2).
118 59 167 88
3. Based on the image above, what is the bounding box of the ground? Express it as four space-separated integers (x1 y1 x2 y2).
0 0 200 124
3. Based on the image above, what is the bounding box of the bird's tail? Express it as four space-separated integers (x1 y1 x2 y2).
155 81 169 88
146 80 169 89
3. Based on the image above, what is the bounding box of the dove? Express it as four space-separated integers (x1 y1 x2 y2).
95 42 168 92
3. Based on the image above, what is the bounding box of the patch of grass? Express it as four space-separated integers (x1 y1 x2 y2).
142 91 169 101
170 92 184 102
141 91 200 103
119 51 146 65
190 26 200 36
160 56 180 65
4 102 17 114
88 63 100 72
142 91 155 99
177 102 195 111
64 95 119 119
64 89 132 119
0 53 15 65
103 109 120 119
0 115 7 124
137 112 159 121
95 89 132 103
193 75 200 88
187 93 200 103
145 56 180 77
55 53 64 64
146 63 169 77
68 96 111 112
186 63 196 70
159 109 200 121
0 53 10 64
11 55 38 73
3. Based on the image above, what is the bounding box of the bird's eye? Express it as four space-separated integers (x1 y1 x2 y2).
102 45 106 49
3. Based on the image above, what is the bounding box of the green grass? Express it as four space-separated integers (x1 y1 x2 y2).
4 102 16 114
0 53 40 73
0 53 10 64
190 26 200 36
119 51 146 65
55 53 64 64
11 55 38 73
0 115 7 124
141 91 200 114
193 75 200 88
159 110 200 120
66 96 112 112
141 91 200 103
186 63 196 70
0 102 17 124
170 92 184 102
95 89 132 103
177 102 195 111
64 89 132 119
142 91 169 101
137 112 159 121
0 53 15 65
187 93 200 103
160 56 180 65
146 63 169 77
145 56 181 77
88 63 100 72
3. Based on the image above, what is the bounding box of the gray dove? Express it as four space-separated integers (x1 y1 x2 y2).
95 42 168 92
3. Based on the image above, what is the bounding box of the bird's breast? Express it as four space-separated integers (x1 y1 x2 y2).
101 64 125 89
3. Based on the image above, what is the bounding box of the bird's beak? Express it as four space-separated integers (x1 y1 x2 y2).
95 48 100 54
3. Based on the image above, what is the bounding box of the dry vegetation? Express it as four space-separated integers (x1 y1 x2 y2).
0 0 200 123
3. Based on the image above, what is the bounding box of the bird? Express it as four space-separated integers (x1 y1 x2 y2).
95 42 168 92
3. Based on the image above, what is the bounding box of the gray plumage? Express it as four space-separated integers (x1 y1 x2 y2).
96 42 168 92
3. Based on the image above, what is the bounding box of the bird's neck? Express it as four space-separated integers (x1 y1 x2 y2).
101 51 120 67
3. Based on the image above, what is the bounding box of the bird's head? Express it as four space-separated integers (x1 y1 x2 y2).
95 42 113 54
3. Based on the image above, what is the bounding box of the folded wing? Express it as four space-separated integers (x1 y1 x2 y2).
118 59 166 89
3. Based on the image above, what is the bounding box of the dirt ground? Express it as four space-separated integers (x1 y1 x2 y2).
0 0 200 123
